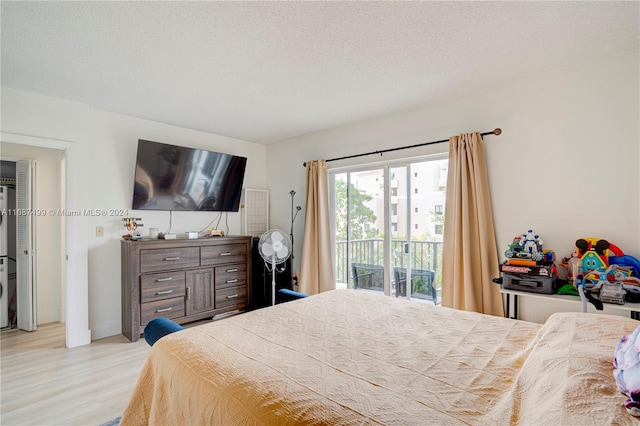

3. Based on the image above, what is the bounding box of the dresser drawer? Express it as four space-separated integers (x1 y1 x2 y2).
215 263 247 290
141 297 185 326
140 247 200 273
201 244 246 266
141 271 186 303
215 285 247 309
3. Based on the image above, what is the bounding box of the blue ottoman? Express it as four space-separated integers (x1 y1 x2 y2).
277 288 309 303
144 317 185 346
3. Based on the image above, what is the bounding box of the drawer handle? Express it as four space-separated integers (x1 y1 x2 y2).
156 307 173 313
226 294 239 299
156 290 173 295
226 268 238 273
226 279 238 284
186 287 191 301
156 277 173 282
219 252 232 256
164 257 180 261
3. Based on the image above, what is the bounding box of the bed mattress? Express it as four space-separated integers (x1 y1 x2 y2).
121 289 637 425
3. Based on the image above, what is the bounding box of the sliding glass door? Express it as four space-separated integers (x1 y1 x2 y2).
333 168 388 293
332 157 446 303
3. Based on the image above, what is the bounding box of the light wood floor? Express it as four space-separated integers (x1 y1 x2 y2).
1 323 150 425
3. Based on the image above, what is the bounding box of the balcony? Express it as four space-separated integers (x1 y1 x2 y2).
335 238 443 302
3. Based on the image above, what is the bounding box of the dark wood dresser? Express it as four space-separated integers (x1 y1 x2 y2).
121 236 252 342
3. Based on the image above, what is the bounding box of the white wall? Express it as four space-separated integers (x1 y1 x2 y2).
85 110 267 339
2 47 637 338
0 143 64 325
1 88 267 342
267 49 639 322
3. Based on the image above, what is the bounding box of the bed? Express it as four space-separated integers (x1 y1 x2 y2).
121 289 638 425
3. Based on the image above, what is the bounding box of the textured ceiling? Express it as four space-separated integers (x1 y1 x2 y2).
2 1 638 144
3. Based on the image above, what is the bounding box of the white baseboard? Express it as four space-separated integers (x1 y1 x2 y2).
90 320 121 340
37 309 61 325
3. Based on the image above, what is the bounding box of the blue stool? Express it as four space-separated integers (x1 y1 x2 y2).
144 317 185 346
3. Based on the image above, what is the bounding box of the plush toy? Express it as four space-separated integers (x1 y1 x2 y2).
614 325 640 417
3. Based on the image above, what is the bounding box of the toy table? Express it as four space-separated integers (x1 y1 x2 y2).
500 288 640 321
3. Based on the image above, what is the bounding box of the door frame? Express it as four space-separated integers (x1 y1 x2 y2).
1 132 90 347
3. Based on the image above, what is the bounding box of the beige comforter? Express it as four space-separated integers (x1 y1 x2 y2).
121 290 638 425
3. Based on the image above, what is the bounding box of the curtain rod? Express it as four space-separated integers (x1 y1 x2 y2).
302 128 502 167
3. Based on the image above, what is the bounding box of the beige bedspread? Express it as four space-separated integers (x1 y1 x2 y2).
121 289 638 425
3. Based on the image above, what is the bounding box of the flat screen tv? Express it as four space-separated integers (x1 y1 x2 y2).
131 139 247 212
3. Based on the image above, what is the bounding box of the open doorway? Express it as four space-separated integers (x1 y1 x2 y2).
2 132 89 349
1 146 65 334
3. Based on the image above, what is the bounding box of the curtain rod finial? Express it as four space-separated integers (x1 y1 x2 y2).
493 128 502 136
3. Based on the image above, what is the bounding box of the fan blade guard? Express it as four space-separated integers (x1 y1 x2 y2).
258 228 292 264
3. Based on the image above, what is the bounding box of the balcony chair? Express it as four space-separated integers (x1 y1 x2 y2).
351 262 385 291
393 267 437 304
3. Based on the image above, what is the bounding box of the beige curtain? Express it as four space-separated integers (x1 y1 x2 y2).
441 132 503 316
300 160 335 295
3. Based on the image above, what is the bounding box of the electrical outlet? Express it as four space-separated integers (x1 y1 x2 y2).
96 226 104 237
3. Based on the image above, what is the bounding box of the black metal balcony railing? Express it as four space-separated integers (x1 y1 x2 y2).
335 239 443 298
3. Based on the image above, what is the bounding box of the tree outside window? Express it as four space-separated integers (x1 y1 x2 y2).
334 179 378 240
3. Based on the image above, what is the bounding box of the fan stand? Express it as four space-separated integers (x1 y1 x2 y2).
258 229 291 307
271 253 277 306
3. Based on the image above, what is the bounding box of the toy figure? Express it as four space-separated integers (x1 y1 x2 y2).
519 229 543 257
504 231 544 262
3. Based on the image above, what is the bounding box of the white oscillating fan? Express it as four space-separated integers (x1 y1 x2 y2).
258 229 292 306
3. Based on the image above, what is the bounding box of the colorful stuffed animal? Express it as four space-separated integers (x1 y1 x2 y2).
614 325 640 417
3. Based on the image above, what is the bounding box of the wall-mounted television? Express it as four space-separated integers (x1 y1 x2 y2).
131 139 247 212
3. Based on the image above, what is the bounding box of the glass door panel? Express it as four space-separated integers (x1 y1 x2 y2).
348 169 385 293
333 172 349 290
333 169 388 293
407 160 447 303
